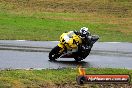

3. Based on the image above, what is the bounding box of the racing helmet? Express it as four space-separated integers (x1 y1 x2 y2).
80 27 90 35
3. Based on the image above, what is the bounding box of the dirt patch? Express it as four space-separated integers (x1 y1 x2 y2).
42 83 132 88
1 0 132 17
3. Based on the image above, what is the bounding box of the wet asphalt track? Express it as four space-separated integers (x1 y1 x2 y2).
0 40 132 70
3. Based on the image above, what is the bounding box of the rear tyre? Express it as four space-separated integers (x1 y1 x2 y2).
74 57 83 62
49 46 62 61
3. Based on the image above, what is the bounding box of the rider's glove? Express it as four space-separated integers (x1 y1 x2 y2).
74 30 80 35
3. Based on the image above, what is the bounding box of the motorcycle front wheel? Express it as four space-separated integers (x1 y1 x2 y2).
49 45 62 61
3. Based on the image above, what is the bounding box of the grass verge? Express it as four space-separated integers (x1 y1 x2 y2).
0 68 132 88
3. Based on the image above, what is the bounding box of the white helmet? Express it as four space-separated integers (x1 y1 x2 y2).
80 27 89 35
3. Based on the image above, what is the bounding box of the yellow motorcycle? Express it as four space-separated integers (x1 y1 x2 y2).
49 31 99 61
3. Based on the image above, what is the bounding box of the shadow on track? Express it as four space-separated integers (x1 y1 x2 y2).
48 60 90 68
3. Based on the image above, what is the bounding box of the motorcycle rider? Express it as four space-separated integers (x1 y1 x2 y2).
61 27 92 60
74 27 93 59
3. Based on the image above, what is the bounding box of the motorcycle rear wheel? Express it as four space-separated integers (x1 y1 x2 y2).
74 57 83 62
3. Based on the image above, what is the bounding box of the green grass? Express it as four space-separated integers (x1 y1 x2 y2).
0 12 131 42
0 0 132 42
0 68 132 87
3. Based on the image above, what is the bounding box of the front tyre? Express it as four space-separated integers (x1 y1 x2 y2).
49 46 62 61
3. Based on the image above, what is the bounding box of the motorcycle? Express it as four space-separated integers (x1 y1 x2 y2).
49 31 99 61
